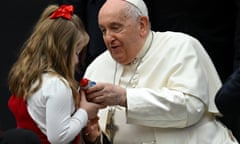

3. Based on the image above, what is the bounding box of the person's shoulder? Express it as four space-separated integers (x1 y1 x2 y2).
156 31 195 40
85 51 115 75
152 31 204 54
41 73 69 90
157 31 201 46
89 50 114 66
40 74 72 99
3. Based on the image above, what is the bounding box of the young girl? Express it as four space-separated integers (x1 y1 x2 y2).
8 4 101 144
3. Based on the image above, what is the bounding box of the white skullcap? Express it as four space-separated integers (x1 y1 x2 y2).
123 0 148 16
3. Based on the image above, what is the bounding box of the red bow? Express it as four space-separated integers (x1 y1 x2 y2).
50 4 74 20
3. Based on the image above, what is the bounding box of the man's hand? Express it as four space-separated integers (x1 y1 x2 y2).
86 83 127 107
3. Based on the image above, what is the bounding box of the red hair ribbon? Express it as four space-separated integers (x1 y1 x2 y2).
50 4 74 20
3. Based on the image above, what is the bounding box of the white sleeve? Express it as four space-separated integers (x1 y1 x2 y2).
127 87 205 128
44 78 88 144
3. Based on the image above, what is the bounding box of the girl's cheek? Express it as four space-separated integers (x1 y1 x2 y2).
73 55 79 69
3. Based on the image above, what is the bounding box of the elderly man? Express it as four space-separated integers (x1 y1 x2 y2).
82 0 238 143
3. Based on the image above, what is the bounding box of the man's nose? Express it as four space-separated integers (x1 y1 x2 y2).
105 31 115 42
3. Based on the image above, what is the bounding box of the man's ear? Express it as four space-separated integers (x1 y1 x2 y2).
139 16 149 36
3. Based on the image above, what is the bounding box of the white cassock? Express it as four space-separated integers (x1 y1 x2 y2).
84 31 238 144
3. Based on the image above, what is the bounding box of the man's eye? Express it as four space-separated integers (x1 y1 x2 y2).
112 26 121 32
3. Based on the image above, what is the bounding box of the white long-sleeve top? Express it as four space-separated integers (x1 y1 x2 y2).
84 31 238 144
27 73 88 144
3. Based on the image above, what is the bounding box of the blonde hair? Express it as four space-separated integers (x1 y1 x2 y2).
8 5 89 105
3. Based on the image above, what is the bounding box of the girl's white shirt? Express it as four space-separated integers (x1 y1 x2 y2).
27 73 87 144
